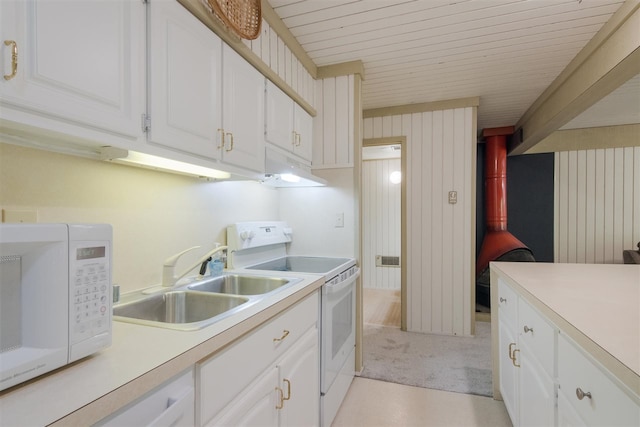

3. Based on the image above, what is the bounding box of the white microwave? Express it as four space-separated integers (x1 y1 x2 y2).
0 223 112 391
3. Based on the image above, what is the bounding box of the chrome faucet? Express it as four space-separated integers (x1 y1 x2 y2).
162 244 228 287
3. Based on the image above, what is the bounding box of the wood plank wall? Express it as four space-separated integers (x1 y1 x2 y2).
555 146 640 264
313 75 356 168
363 107 476 336
362 158 402 290
241 19 315 109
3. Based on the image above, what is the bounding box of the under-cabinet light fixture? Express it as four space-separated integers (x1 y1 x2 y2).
99 147 230 180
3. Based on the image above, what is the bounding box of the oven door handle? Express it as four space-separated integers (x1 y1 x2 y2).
323 268 360 295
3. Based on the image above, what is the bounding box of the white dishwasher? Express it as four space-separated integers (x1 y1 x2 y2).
96 369 194 427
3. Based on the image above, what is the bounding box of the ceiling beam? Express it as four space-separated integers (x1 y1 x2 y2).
510 0 640 155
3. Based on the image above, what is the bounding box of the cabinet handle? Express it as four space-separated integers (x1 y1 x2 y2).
295 132 301 146
283 378 291 401
523 325 534 334
273 329 290 342
217 128 225 149
275 386 284 409
291 131 297 146
499 297 507 303
508 342 516 360
4 40 17 80
225 132 234 151
576 388 592 400
511 349 520 367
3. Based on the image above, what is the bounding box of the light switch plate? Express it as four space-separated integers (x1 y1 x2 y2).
335 212 344 228
448 191 458 204
2 209 38 223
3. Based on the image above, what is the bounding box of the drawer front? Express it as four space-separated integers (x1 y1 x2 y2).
198 291 319 425
518 297 555 376
558 334 640 426
498 279 518 323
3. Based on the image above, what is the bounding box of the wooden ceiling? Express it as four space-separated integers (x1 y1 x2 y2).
269 0 626 131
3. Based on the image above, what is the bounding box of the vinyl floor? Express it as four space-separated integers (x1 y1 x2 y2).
349 288 510 426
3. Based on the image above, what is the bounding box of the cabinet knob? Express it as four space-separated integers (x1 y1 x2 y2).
275 386 284 409
225 132 234 151
217 128 225 149
273 329 290 342
500 297 507 303
576 388 592 400
508 342 516 359
3 40 18 80
523 325 534 334
283 378 291 401
511 349 521 367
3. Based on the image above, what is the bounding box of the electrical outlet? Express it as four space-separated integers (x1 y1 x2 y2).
335 212 344 228
2 209 38 223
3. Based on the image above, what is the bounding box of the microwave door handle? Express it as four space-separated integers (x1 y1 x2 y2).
323 268 360 295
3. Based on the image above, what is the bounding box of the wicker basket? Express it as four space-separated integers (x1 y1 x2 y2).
207 0 262 40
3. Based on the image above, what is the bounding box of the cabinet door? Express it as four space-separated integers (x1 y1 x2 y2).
265 81 295 151
205 367 279 427
518 341 555 427
558 390 587 427
498 321 518 425
278 327 320 427
221 44 265 172
498 319 519 425
293 104 313 163
0 0 143 138
148 0 222 160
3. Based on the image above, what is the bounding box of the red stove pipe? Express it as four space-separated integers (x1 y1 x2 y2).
476 127 532 279
484 134 508 232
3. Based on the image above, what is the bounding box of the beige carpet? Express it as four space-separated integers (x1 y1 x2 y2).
361 321 493 397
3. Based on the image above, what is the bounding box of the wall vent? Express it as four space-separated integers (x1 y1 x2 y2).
376 255 400 267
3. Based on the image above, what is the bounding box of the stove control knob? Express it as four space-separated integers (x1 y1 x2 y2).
240 231 256 240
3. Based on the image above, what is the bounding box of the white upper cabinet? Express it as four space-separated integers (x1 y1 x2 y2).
221 44 265 173
265 80 312 164
0 0 144 141
293 103 313 162
147 0 222 161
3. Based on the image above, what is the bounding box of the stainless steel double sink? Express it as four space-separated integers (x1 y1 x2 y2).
113 274 301 331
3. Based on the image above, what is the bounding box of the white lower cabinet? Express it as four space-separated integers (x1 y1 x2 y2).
497 279 555 426
97 369 194 427
197 291 320 427
496 278 640 427
558 333 639 427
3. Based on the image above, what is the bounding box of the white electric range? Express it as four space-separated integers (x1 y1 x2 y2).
227 221 358 427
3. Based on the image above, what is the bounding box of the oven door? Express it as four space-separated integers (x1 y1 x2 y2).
321 268 359 393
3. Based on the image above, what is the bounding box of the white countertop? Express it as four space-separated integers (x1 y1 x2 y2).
490 262 640 391
0 271 325 426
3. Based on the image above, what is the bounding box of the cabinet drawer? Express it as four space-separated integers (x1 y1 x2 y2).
518 297 555 376
197 291 319 425
558 334 639 426
498 279 518 323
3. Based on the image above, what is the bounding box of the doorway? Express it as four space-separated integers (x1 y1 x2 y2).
361 137 406 330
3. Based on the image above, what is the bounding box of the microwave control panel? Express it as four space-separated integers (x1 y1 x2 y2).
67 223 113 362
69 240 111 345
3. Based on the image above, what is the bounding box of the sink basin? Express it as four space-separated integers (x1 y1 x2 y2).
113 290 250 331
187 274 298 295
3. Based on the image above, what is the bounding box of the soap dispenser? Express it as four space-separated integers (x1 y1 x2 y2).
208 243 225 277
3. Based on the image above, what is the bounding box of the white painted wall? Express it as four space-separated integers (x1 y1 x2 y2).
0 143 279 294
555 146 640 264
362 158 401 290
313 75 355 168
278 168 356 258
364 107 476 336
